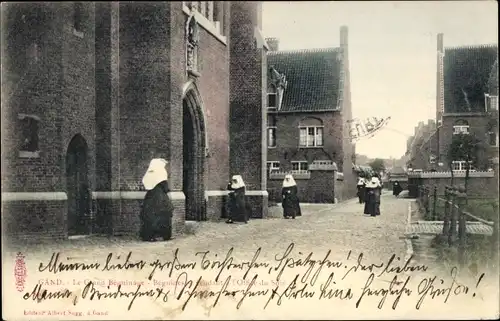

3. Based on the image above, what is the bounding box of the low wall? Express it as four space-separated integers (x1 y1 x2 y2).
267 170 335 203
407 171 498 198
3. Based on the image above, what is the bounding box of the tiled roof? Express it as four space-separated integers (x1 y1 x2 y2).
267 48 342 112
443 44 498 113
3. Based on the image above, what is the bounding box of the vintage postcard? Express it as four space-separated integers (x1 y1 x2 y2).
1 1 499 320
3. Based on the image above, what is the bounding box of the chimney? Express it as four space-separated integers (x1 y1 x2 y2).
265 37 279 51
340 25 348 47
437 33 444 53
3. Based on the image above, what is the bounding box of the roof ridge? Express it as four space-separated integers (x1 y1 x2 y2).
445 44 498 50
267 47 340 55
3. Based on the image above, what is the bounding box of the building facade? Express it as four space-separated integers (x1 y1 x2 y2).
1 1 268 241
436 37 498 171
406 120 438 171
264 27 356 203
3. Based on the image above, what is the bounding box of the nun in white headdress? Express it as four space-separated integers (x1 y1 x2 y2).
282 174 302 219
139 158 175 241
363 175 382 217
226 175 249 224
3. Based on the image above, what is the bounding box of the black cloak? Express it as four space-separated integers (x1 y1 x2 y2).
139 180 174 241
282 185 302 218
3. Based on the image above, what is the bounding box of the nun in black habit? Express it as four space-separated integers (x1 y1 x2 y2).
282 174 302 219
356 177 366 204
392 181 403 197
364 176 381 217
226 175 249 224
139 158 175 241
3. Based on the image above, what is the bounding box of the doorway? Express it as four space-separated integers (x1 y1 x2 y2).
182 90 206 221
66 134 91 236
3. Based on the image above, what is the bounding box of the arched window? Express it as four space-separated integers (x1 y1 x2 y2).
453 119 469 135
298 117 324 147
267 84 277 109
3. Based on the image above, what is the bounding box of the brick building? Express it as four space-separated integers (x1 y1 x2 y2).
264 27 356 203
1 1 269 241
406 119 438 171
435 35 498 171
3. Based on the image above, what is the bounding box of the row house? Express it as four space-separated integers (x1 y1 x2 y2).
435 34 498 172
406 120 438 171
1 1 269 241
264 27 356 203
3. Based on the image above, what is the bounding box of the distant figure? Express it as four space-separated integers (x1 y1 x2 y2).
356 177 366 204
226 175 249 224
393 181 403 197
140 158 174 241
282 174 302 219
364 176 382 217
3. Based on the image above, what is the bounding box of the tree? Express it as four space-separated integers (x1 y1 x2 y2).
446 133 485 193
368 158 386 175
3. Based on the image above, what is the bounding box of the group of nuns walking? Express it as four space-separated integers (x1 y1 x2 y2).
225 173 302 223
138 158 303 242
356 175 383 217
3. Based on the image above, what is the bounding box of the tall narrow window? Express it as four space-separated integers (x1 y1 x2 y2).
488 131 499 146
299 128 307 146
267 115 277 148
268 84 277 109
74 2 84 32
18 114 40 157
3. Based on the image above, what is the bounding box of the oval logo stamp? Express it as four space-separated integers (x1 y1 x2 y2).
14 252 27 292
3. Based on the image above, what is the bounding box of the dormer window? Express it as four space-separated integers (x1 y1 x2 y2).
268 84 277 109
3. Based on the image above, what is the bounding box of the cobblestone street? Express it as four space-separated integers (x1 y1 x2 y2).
4 194 498 320
6 193 409 262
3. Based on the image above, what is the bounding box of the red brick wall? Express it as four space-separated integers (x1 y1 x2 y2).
2 3 67 193
267 112 343 166
419 176 498 198
2 3 96 240
266 111 344 202
439 114 491 169
268 171 335 203
2 201 67 242
2 2 263 240
229 1 266 191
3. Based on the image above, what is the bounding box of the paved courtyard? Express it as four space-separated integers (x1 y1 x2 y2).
3 193 498 320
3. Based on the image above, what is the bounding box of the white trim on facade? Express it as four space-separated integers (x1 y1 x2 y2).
2 192 67 201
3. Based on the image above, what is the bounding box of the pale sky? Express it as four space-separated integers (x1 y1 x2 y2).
262 1 498 159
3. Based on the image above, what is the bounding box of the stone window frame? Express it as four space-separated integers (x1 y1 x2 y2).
291 161 309 172
266 161 280 174
299 126 324 147
18 113 41 159
182 1 226 45
73 2 84 38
